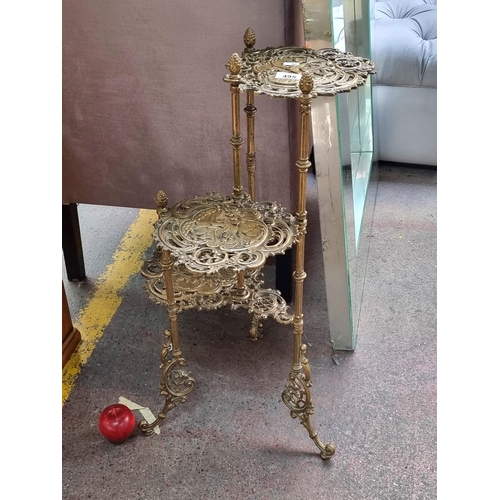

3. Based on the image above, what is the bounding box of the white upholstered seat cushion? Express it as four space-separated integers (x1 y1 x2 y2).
373 0 437 88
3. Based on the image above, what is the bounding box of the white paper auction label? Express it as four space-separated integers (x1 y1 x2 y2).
275 71 302 81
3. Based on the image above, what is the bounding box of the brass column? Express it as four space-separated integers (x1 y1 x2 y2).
243 28 257 202
291 72 313 370
245 89 256 202
227 53 243 200
225 53 249 303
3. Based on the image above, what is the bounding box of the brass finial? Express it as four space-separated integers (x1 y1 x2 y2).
244 28 256 51
154 190 168 210
227 53 242 76
299 71 314 94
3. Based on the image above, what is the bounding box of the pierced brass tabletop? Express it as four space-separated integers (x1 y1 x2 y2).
153 193 298 274
138 28 375 460
239 46 375 98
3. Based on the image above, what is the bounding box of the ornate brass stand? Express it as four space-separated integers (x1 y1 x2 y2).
139 29 375 459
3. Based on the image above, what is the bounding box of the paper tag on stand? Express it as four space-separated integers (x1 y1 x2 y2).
118 396 160 435
275 71 302 82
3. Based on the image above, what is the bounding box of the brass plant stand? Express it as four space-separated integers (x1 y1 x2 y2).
139 29 375 460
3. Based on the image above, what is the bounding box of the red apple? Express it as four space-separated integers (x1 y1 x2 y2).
98 403 135 444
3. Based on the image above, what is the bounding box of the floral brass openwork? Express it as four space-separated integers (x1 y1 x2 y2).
139 28 375 460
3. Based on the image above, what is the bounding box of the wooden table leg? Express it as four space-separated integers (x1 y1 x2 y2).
62 281 81 367
62 203 86 281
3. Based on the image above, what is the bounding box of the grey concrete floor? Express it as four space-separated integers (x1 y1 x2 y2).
62 164 437 499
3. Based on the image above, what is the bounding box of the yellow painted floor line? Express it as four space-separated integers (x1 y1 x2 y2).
62 208 156 406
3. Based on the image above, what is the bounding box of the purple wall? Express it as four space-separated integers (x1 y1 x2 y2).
63 0 300 210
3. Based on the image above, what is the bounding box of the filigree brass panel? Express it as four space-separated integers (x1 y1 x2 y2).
153 193 298 274
141 254 293 325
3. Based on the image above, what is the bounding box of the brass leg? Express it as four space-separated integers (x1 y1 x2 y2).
281 72 335 460
139 249 196 435
138 329 196 435
236 269 249 299
282 345 335 460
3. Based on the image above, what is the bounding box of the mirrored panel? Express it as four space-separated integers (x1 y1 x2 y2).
303 0 377 349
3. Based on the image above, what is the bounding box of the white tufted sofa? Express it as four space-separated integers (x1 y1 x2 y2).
371 0 437 166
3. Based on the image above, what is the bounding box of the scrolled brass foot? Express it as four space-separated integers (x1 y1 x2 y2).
249 315 264 341
281 344 335 460
139 330 196 436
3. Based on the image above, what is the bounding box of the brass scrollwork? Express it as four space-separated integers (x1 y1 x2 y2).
281 345 336 460
138 329 196 436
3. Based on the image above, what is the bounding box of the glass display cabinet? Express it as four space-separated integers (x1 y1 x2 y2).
139 28 374 459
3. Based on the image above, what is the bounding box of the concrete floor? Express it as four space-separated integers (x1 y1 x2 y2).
62 164 437 499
